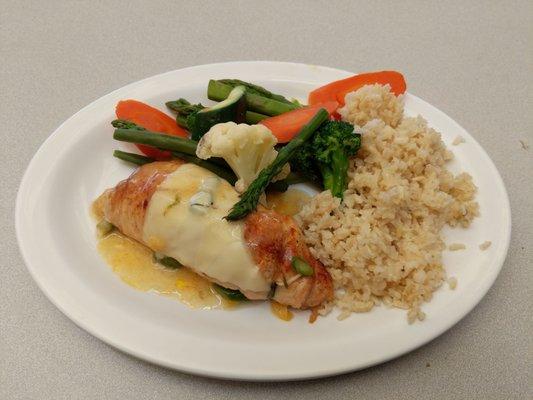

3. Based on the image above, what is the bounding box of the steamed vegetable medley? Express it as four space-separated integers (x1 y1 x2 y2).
111 71 406 221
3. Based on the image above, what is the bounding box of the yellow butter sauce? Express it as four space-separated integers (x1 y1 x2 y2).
97 231 236 310
93 187 310 318
266 188 310 217
270 301 294 321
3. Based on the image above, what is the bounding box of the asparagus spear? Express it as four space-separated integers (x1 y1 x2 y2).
113 135 291 192
169 152 292 192
171 152 237 184
245 111 268 124
165 99 204 128
112 148 238 184
208 80 299 116
113 150 153 165
217 79 295 105
213 284 247 301
171 153 291 192
226 108 329 220
113 124 229 167
165 99 203 114
113 128 198 155
166 98 268 127
111 119 145 130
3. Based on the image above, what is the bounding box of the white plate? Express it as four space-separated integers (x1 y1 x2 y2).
16 62 511 380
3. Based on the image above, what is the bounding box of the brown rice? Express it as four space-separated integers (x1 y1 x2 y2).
296 84 479 321
338 83 404 128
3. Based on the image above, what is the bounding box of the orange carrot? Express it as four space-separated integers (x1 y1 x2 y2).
115 100 189 159
308 71 406 106
259 101 338 143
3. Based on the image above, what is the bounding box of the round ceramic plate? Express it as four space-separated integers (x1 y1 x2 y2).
16 62 510 380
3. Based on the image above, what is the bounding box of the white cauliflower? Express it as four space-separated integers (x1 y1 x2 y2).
196 122 290 193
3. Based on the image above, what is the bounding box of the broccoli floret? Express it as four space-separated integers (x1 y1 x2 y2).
290 141 322 185
314 121 361 198
290 121 361 198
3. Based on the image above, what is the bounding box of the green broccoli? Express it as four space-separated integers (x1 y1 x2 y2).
290 121 361 198
290 142 322 185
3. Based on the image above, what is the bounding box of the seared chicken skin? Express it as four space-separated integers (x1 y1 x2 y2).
99 161 333 309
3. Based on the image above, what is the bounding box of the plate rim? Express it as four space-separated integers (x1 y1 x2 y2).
15 61 512 381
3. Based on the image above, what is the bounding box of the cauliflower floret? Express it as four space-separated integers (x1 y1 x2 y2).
196 122 290 192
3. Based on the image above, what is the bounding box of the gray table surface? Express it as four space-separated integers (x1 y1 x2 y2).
1 1 531 399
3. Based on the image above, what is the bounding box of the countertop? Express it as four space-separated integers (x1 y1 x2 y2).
1 1 531 398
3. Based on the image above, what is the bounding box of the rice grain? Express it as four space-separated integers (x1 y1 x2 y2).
448 243 466 251
479 241 492 250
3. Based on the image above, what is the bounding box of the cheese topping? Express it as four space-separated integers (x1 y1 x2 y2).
142 164 270 293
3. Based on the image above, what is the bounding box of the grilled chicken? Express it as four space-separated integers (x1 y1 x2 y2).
98 160 333 309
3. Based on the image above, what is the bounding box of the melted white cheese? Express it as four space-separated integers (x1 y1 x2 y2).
142 164 270 293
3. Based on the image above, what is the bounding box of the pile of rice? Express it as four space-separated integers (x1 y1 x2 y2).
339 83 404 128
296 84 479 322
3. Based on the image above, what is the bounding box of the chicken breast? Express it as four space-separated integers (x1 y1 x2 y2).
99 161 333 309
244 210 333 308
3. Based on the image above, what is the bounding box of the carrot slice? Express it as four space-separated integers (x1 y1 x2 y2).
259 101 338 143
308 71 406 106
115 100 189 159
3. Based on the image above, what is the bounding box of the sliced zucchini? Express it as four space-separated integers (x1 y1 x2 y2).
187 85 246 140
